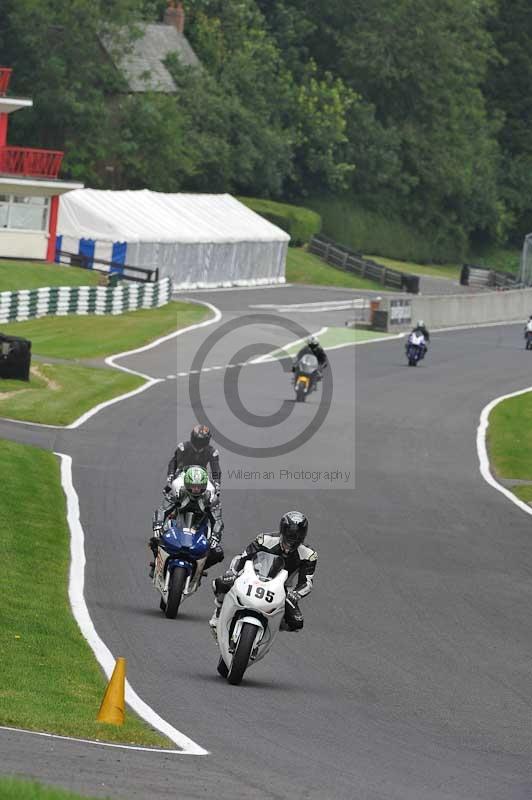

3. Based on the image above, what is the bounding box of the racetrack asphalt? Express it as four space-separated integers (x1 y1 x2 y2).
2 287 532 799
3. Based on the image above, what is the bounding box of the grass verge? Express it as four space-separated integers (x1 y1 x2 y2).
0 778 110 800
487 392 532 480
286 247 392 292
0 260 98 292
0 363 143 426
1 301 209 360
365 254 460 281
264 326 393 360
512 485 532 503
0 440 171 746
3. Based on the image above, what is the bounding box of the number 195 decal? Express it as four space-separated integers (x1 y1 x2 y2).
246 584 274 603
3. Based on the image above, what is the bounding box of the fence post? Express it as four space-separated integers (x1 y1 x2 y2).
381 267 387 285
342 252 348 270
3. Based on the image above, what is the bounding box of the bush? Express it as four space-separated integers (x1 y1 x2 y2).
307 196 467 263
238 197 321 246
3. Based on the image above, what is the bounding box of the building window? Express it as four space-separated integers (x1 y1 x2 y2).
0 194 50 231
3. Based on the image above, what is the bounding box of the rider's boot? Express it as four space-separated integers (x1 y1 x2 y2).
209 598 222 639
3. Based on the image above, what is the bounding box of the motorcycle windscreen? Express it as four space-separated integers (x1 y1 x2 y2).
297 353 319 374
161 520 210 557
253 552 286 580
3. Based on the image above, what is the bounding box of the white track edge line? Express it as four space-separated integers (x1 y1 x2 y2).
67 301 224 429
55 451 208 756
0 301 222 431
250 326 328 365
0 725 198 755
477 387 532 516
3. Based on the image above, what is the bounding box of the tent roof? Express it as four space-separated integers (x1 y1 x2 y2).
58 190 290 244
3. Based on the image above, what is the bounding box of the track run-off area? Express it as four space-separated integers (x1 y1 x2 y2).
1 284 532 800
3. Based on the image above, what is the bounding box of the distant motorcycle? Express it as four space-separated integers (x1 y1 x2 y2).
525 331 532 350
152 509 211 619
406 332 426 366
215 552 289 685
294 353 320 401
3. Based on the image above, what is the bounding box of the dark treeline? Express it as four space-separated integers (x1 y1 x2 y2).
1 0 531 259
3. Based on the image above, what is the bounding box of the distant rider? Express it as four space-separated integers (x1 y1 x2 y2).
408 320 430 358
209 511 317 635
149 466 224 577
293 336 328 380
165 424 221 494
524 315 532 338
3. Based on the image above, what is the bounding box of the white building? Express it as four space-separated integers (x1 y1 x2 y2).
0 66 83 261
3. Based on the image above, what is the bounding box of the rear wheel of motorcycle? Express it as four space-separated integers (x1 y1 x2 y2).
165 567 187 619
217 657 229 678
296 384 306 402
227 622 257 685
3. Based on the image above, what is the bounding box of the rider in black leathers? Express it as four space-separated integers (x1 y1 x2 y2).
166 424 221 491
294 336 328 371
292 336 328 389
209 511 317 634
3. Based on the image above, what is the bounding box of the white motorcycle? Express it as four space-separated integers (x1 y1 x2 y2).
215 552 288 685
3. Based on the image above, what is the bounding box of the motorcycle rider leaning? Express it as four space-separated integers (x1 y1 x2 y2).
209 511 317 634
149 466 224 578
166 425 221 493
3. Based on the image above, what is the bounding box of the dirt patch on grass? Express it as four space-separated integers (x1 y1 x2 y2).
32 363 60 391
0 364 61 399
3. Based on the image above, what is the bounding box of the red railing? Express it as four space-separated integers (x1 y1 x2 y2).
0 146 64 178
0 68 13 96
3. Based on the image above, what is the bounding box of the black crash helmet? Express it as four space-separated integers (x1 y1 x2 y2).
191 424 211 452
279 511 308 552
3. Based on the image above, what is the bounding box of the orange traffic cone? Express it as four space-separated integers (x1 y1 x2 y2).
97 657 126 725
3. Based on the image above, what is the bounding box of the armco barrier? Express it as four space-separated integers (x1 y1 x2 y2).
0 277 172 324
378 286 532 331
460 263 516 289
308 235 420 294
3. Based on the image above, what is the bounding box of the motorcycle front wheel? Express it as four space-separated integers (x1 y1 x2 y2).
227 622 257 685
165 566 187 619
295 382 306 402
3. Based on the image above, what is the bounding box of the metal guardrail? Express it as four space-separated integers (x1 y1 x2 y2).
460 263 517 290
56 250 159 283
308 235 420 294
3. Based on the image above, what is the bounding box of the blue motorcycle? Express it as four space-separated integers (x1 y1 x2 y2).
152 512 210 619
406 333 426 366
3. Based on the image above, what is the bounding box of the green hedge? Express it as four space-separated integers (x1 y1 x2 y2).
308 196 467 263
238 197 321 246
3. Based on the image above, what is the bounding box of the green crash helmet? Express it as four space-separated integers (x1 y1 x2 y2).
183 466 208 498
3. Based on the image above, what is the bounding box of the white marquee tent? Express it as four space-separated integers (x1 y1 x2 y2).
57 189 289 288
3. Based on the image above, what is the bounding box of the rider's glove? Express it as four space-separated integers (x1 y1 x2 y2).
286 589 301 607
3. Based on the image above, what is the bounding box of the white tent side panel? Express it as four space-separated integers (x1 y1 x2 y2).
57 190 289 288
